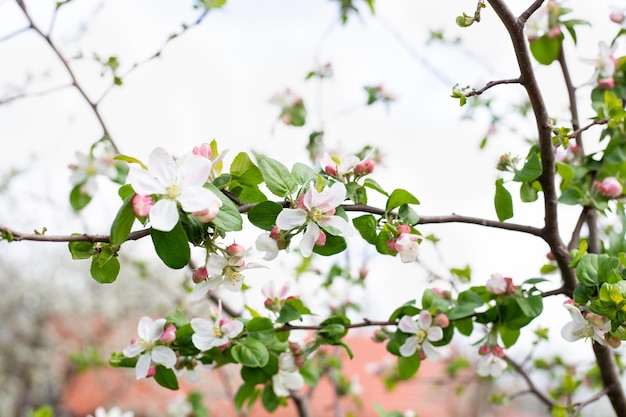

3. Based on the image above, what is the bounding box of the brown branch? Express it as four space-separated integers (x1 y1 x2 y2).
465 78 522 98
568 119 609 140
592 343 626 416
571 387 609 417
505 354 557 409
15 0 120 153
277 319 396 333
557 46 583 151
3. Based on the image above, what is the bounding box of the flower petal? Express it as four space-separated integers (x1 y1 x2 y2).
320 215 354 237
276 208 307 230
398 315 418 334
299 221 319 257
178 156 212 187
421 341 440 361
151 345 177 368
149 199 179 231
399 336 419 357
128 166 166 195
137 316 155 340
178 186 222 213
222 320 244 338
135 353 152 380
148 318 166 342
148 147 177 186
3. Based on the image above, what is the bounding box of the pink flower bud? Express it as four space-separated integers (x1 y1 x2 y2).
296 194 306 210
227 243 246 258
160 323 177 344
607 336 622 348
192 267 209 284
131 194 153 217
193 207 219 223
192 143 213 159
315 230 327 246
478 345 491 356
505 277 516 293
594 177 623 197
610 11 625 24
418 349 427 361
547 26 562 39
146 366 156 378
387 239 398 254
599 77 616 90
491 346 505 358
217 342 229 351
324 165 338 177
397 224 411 234
433 313 450 328
355 160 375 176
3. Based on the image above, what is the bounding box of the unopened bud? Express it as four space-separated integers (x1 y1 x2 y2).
131 194 153 217
371 329 388 343
599 77 616 90
397 224 411 234
491 346 505 358
324 165 338 177
227 243 246 258
478 345 491 356
146 366 156 378
193 207 218 223
160 323 177 344
610 11 625 24
315 231 327 246
192 267 209 284
433 313 450 328
192 143 213 159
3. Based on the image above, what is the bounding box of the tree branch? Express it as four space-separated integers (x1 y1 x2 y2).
505 354 557 409
465 78 522 98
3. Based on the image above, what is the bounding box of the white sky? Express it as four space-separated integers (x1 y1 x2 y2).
1 0 624 370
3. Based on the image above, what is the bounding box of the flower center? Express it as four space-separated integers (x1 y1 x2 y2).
416 329 427 343
165 183 181 200
308 207 325 223
212 325 223 338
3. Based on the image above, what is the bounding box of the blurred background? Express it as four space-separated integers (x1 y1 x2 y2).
0 0 623 416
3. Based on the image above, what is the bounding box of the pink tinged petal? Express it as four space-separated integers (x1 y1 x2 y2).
148 147 177 186
135 353 152 380
123 342 143 358
221 320 244 338
178 186 222 213
398 315 419 334
399 336 419 357
421 341 440 361
190 318 214 335
320 216 353 237
302 184 319 210
128 166 166 195
278 282 290 298
317 182 347 209
299 221 319 257
148 318 167 342
417 310 433 330
178 156 213 187
276 208 307 230
256 234 279 261
137 316 155 340
151 346 177 368
426 326 444 342
149 199 179 231
261 281 276 299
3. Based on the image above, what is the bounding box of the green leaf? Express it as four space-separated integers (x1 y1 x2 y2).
386 189 420 212
69 184 92 211
258 157 298 198
312 233 346 256
246 317 275 344
276 298 312 323
292 162 318 185
352 214 378 244
110 194 136 248
234 382 257 413
529 34 562 65
576 254 601 287
397 352 420 380
68 240 97 260
520 182 539 202
154 365 179 390
513 152 542 182
241 366 272 385
262 384 280 412
398 204 419 225
90 246 120 284
150 223 191 269
248 201 283 231
499 326 521 348
231 338 270 368
494 178 513 221
363 178 389 196
230 152 264 185
205 183 243 232
515 296 543 319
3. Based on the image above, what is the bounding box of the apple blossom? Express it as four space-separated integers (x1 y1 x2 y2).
126 147 222 232
594 177 623 198
394 232 420 263
275 182 353 257
561 302 610 346
486 273 516 295
192 243 264 297
255 232 280 261
476 349 508 378
123 316 177 380
581 41 617 87
272 351 305 397
397 311 444 360
191 301 244 351
87 406 134 417
69 149 119 195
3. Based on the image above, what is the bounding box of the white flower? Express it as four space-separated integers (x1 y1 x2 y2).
476 353 508 378
190 301 244 350
561 303 610 345
397 311 444 360
275 182 353 257
123 316 177 380
193 245 265 298
581 41 617 82
87 406 134 417
127 147 222 232
272 352 304 397
69 150 118 195
394 233 420 263
255 232 280 261
524 5 549 40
